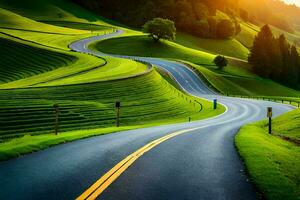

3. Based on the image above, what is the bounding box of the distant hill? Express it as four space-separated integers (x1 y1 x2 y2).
239 0 300 33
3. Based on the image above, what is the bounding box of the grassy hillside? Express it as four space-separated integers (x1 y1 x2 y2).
188 62 300 97
0 70 224 141
0 0 111 24
0 34 148 88
0 36 77 83
0 7 87 34
176 32 249 60
271 109 300 141
236 109 300 200
92 35 300 97
0 7 114 51
236 23 258 48
91 35 215 64
0 2 148 88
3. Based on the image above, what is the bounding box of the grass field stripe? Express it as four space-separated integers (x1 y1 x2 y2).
76 128 196 200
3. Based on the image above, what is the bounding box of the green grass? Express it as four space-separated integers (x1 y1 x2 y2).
0 27 112 51
0 40 147 88
91 35 215 65
176 32 249 60
236 110 300 200
36 57 148 86
0 0 111 25
0 4 145 88
0 126 139 161
0 29 148 88
271 109 300 141
41 21 111 31
0 7 88 34
189 63 300 97
236 23 258 48
0 7 114 51
94 35 300 97
0 70 224 141
0 35 77 84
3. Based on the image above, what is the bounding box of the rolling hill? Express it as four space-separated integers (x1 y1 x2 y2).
0 0 224 145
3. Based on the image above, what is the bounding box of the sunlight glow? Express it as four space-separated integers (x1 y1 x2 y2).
283 0 300 6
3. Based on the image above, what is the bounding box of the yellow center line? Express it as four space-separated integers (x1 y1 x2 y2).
76 128 197 200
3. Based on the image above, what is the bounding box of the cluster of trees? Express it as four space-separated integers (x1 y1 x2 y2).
72 0 300 37
249 25 300 89
71 0 241 39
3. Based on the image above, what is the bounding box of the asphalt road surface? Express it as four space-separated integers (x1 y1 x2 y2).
0 30 295 200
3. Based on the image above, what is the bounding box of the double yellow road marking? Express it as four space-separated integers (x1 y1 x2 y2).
76 128 197 200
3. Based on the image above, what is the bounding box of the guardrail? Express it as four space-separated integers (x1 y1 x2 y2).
226 94 300 108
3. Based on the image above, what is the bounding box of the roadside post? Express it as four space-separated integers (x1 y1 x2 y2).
267 107 272 134
115 100 121 127
53 104 60 135
213 99 217 110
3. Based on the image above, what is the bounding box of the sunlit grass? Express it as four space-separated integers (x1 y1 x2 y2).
236 110 300 199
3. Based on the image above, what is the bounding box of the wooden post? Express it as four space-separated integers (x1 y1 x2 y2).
267 107 272 134
53 104 60 135
115 100 121 127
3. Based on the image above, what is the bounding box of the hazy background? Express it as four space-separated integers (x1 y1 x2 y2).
283 0 300 6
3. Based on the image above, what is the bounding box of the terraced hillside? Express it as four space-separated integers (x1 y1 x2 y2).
0 34 148 88
0 36 77 83
0 6 147 88
0 70 222 141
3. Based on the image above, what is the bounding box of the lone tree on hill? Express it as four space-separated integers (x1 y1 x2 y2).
214 55 228 70
143 18 176 42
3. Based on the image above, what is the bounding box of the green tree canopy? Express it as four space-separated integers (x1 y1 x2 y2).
216 19 235 39
143 18 176 42
213 55 228 69
249 24 300 89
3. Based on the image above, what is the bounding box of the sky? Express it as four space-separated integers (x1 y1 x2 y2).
283 0 300 6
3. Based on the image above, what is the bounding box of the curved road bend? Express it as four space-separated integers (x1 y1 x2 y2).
0 30 295 200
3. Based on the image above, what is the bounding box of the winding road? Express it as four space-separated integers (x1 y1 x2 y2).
0 30 295 200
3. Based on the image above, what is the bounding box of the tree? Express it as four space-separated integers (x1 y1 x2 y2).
249 24 300 89
290 45 300 87
278 34 290 81
142 18 176 42
214 55 228 69
216 19 235 39
249 25 277 77
207 17 217 38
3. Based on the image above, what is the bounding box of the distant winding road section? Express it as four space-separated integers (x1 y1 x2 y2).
0 30 295 200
